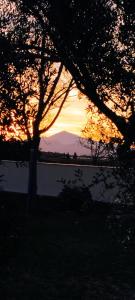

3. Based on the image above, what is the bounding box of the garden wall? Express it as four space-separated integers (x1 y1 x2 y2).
0 160 120 202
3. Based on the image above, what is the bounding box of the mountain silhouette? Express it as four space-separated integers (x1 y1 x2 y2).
40 131 91 155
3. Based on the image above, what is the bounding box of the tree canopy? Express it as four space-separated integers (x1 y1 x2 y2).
0 2 73 141
18 0 134 147
1 0 135 145
0 2 73 202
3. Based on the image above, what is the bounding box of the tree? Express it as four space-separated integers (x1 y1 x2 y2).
80 101 121 162
82 101 122 142
0 4 73 210
19 0 134 149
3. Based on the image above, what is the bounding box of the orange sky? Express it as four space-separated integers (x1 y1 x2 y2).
46 92 89 137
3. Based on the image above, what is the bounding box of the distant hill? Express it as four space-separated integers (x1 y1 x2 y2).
39 131 91 156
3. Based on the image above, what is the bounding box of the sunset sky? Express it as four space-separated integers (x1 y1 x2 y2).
46 92 90 137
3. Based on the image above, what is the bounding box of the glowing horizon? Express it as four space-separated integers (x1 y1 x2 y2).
45 94 90 137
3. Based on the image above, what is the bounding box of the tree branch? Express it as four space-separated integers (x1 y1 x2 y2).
39 78 73 134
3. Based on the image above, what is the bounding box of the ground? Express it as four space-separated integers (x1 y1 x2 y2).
0 192 135 299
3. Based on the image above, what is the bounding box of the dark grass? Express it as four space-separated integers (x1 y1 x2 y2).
0 192 135 299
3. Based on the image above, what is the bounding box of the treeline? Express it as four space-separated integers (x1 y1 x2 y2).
0 139 31 161
1 138 135 166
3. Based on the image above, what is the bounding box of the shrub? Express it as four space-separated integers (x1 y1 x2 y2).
58 169 93 212
59 184 93 212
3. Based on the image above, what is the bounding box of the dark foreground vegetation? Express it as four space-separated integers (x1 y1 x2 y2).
0 192 135 299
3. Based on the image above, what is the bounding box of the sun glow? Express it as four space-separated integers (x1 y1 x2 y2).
45 93 90 137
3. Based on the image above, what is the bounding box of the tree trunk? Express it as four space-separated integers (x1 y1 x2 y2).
27 136 40 214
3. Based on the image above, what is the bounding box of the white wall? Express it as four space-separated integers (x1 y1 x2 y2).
0 160 120 202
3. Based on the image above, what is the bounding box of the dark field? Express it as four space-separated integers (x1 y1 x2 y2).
0 192 135 299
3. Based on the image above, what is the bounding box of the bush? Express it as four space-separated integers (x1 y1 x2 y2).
59 184 93 212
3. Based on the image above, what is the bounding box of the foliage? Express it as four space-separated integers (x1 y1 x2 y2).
19 0 135 148
112 161 135 205
0 4 74 203
80 136 118 163
87 152 135 245
89 156 135 205
82 101 123 142
1 192 135 298
107 204 135 248
58 169 93 212
0 138 31 161
1 1 134 206
0 10 73 140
